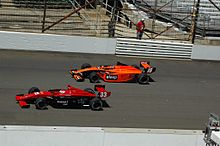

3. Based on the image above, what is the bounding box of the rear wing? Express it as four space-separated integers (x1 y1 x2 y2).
140 61 156 74
94 85 111 98
140 61 150 68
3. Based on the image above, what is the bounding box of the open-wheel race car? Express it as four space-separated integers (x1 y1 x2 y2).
16 85 111 111
69 61 156 84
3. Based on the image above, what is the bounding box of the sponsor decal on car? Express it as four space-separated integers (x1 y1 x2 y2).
106 75 118 80
57 100 68 104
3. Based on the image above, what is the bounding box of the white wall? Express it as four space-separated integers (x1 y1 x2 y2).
0 31 116 54
0 125 205 146
192 45 220 61
1 31 220 61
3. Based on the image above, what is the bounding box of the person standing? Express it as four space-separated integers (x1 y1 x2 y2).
136 18 145 40
108 20 116 37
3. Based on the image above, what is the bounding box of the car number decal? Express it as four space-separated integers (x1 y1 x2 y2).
147 68 153 73
99 92 107 98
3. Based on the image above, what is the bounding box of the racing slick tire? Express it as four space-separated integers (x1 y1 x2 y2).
89 97 103 111
137 73 150 84
28 87 40 94
81 63 91 69
89 72 100 83
84 88 96 94
81 63 92 77
35 98 48 110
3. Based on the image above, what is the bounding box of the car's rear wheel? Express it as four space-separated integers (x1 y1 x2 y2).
84 88 95 94
90 97 103 111
28 87 40 94
138 73 149 84
81 63 91 69
89 72 100 83
35 98 48 110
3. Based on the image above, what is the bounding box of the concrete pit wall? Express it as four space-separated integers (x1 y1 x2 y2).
0 125 205 146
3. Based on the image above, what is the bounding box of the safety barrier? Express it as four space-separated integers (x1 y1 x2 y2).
0 31 116 54
116 38 193 59
192 45 220 61
1 31 220 61
0 125 204 146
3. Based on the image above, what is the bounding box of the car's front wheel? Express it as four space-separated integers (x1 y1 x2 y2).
81 63 91 69
35 98 48 110
81 63 92 77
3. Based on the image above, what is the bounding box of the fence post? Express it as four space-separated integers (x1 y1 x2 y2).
191 0 200 44
42 0 47 33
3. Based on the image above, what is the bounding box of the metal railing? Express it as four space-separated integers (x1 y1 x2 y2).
116 38 193 59
0 0 218 42
100 0 194 41
0 0 110 36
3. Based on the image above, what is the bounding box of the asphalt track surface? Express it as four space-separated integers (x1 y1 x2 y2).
1 49 220 130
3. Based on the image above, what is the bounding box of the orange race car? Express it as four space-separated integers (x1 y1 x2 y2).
69 61 156 84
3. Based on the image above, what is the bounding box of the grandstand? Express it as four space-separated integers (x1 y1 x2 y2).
136 0 220 37
0 0 220 41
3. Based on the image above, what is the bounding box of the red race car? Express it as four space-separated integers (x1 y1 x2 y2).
16 85 111 111
69 61 156 84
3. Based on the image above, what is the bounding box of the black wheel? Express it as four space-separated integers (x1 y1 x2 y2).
28 87 40 94
35 98 48 110
81 63 91 69
84 88 95 94
81 63 92 77
89 72 100 83
131 64 140 69
138 73 149 84
89 97 103 111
